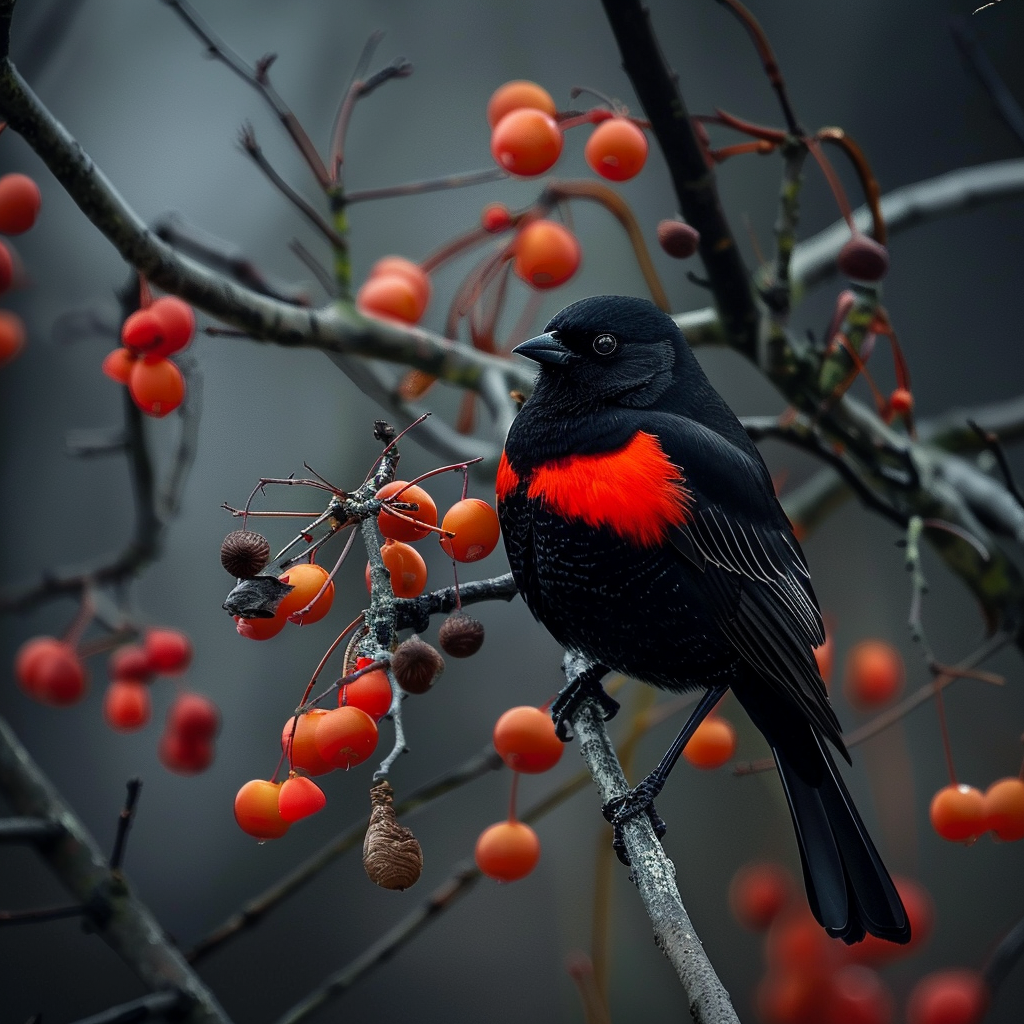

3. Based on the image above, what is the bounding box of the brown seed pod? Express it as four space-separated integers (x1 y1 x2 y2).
837 233 889 282
438 613 484 658
220 530 271 578
657 219 700 259
363 781 423 891
391 635 445 695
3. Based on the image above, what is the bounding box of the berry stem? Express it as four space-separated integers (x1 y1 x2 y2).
62 588 95 649
933 679 958 785
507 770 521 823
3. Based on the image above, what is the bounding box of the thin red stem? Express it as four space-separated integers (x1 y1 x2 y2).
507 771 521 822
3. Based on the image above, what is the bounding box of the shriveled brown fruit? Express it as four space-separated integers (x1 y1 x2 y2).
438 613 484 658
657 219 700 259
221 530 271 578
837 232 889 281
363 781 423 890
391 635 445 694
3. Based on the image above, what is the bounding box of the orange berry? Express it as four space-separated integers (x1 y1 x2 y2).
234 780 290 840
128 357 185 417
584 117 648 181
103 681 151 732
340 656 393 721
159 732 214 775
374 539 429 598
983 776 1024 841
481 202 512 233
491 108 563 176
439 498 501 562
375 480 438 542
357 273 422 324
493 706 564 773
930 783 986 844
906 970 988 1024
0 240 13 293
486 80 556 128
277 563 335 624
683 716 736 769
145 628 192 674
843 640 904 709
235 614 286 641
281 710 334 776
314 706 378 769
474 820 541 881
144 296 195 362
890 388 913 415
102 347 136 384
728 861 793 931
278 775 327 823
168 692 219 741
0 173 41 234
0 310 26 366
369 256 431 317
513 219 581 289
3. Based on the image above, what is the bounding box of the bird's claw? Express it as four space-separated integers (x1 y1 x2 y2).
602 787 667 865
550 676 620 741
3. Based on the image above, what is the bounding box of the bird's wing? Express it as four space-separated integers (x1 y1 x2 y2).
647 414 844 754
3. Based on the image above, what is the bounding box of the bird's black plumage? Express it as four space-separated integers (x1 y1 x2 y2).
497 295 909 945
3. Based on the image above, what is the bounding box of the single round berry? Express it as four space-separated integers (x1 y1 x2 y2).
584 117 648 181
145 628 192 674
0 310 26 367
235 614 287 641
391 636 444 694
107 644 153 683
104 681 151 732
728 861 793 931
282 710 334 776
102 347 136 384
159 732 214 775
220 529 271 578
277 563 335 624
493 706 563 773
234 780 290 840
0 240 13 293
983 777 1024 841
764 905 839 974
439 499 501 562
0 173 42 235
145 296 195 362
930 783 986 844
15 637 88 706
486 80 556 128
339 656 393 721
438 612 484 658
844 640 904 709
890 388 914 415
278 775 327 823
491 108 563 176
657 219 700 259
314 706 379 769
475 820 541 881
375 480 438 542
374 539 428 598
838 233 889 282
683 716 736 769
906 970 988 1024
121 309 163 354
481 202 512 233
514 220 581 289
369 256 431 318
357 274 422 325
129 357 185 417
168 692 219 741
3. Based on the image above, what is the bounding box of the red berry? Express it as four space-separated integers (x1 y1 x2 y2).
890 388 914 415
129 358 185 417
849 875 934 963
906 970 988 1024
0 240 13 293
103 681 151 732
683 716 736 769
657 219 700 259
0 173 41 234
814 628 834 687
728 861 793 931
838 233 889 282
375 480 438 542
357 274 422 325
234 780 290 840
439 498 501 562
843 640 903 709
107 644 153 683
930 783 986 844
314 706 379 769
825 965 895 1024
340 657 393 721
168 692 219 741
145 628 192 674
513 220 581 289
372 540 429 599
584 117 648 181
486 80 556 129
278 775 327 823
0 310 26 367
277 563 335 625
144 296 195 362
282 710 334 776
159 732 214 775
121 309 163 354
15 637 87 706
235 614 287 641
491 108 563 176
102 347 136 384
765 906 840 974
756 967 830 1024
492 706 563 773
369 257 431 318
983 776 1024 841
481 202 512 233
474 820 541 881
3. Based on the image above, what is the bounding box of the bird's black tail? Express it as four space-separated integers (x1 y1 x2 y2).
736 686 910 944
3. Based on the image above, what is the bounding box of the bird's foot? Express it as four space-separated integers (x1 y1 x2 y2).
602 781 667 866
550 671 619 741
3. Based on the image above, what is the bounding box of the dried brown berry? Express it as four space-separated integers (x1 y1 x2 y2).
657 219 700 259
363 781 423 890
837 233 889 282
438 613 484 658
391 635 445 695
221 530 271 578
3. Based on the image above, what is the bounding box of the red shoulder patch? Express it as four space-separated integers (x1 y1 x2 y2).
526 431 692 547
496 449 521 503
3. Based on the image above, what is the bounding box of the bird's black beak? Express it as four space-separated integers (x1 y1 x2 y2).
512 332 571 366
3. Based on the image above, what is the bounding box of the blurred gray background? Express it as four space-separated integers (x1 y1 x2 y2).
2 0 1024 1021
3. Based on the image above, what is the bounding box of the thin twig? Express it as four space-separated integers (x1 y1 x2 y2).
65 990 189 1024
345 167 507 204
0 903 86 926
109 778 142 872
951 17 1024 149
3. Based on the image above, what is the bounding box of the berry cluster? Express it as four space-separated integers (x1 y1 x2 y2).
103 294 195 417
0 172 42 367
930 777 1024 844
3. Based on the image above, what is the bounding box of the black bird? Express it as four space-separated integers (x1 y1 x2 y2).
496 294 909 944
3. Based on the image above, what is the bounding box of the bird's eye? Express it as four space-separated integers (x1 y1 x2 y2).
592 334 617 356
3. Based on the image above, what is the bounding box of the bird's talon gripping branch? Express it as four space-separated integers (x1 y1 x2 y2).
550 664 618 741
604 788 668 865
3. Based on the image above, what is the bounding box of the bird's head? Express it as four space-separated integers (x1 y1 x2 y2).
514 295 684 409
